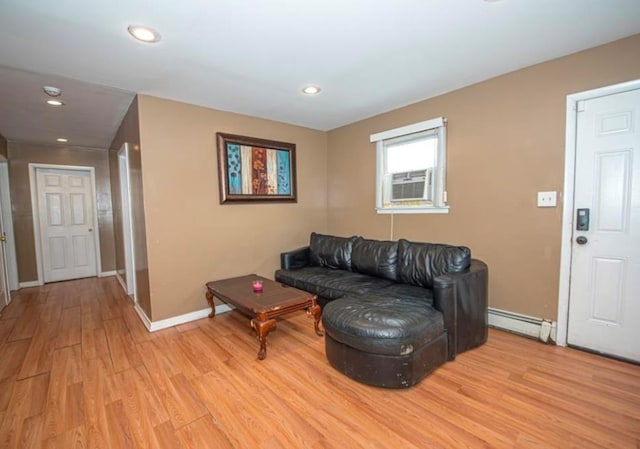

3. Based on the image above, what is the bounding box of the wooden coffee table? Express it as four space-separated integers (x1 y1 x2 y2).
205 274 323 360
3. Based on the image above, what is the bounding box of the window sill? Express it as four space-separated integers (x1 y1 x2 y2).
376 206 450 215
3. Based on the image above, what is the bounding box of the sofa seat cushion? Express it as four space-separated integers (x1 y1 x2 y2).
379 283 434 304
322 296 444 356
275 267 394 300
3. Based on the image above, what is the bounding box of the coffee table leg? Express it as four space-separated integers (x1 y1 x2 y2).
206 291 216 318
308 304 324 336
251 317 277 360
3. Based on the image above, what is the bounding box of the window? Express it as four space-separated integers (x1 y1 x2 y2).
370 117 448 214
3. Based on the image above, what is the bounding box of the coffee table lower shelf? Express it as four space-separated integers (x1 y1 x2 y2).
205 275 323 360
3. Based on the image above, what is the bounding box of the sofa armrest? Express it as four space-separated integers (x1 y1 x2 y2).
280 246 311 270
433 259 488 361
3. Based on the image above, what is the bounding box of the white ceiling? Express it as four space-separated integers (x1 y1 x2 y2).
1 0 639 148
0 66 134 149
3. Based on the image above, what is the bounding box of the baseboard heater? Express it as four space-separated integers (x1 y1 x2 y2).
488 307 556 343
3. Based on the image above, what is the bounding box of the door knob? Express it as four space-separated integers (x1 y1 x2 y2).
0 235 5 242
576 236 588 245
88 228 93 232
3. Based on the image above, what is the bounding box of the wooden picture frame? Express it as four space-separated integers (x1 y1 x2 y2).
216 133 297 203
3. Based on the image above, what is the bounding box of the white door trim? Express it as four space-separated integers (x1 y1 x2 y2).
28 163 102 285
118 143 137 303
0 162 19 291
557 78 640 347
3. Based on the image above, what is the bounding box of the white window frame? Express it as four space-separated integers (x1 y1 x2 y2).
370 117 449 214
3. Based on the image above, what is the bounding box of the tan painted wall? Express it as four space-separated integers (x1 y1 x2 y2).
0 133 7 160
137 95 328 321
109 97 152 318
7 142 115 282
326 34 640 321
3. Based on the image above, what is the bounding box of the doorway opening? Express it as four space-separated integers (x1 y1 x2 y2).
117 143 137 303
29 163 102 284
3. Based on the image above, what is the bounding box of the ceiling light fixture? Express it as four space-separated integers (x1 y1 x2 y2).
56 138 68 143
302 85 322 96
46 99 65 106
43 86 62 97
128 25 161 43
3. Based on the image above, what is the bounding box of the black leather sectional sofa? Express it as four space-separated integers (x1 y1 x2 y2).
275 232 488 388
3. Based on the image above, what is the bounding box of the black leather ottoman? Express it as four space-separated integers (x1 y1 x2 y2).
322 296 448 388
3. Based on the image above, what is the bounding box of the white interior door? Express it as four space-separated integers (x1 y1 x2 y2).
0 204 9 309
567 88 640 362
0 162 18 291
37 168 98 282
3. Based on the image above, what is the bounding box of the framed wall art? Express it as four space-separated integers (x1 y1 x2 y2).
216 133 297 203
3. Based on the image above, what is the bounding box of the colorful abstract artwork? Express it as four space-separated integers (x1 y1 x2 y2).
217 133 297 203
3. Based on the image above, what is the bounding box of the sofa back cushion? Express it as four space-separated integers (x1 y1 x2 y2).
351 237 398 281
397 239 471 288
309 232 356 271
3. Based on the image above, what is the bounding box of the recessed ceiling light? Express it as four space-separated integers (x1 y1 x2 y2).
43 86 62 97
128 25 161 43
56 138 68 143
46 100 65 107
302 85 322 96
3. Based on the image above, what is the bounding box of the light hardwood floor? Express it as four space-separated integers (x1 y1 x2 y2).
0 277 638 448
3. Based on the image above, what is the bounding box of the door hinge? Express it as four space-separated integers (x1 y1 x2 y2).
576 100 586 113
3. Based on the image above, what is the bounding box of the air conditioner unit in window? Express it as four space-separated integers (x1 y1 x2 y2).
390 169 433 202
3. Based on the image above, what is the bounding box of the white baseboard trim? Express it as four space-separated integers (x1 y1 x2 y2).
99 270 116 277
488 307 557 343
134 304 234 332
115 272 126 291
134 303 152 331
19 280 41 288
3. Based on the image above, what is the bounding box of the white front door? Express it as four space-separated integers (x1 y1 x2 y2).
36 168 98 282
567 88 640 362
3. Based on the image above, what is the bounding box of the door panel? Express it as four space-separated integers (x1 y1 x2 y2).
568 88 640 362
37 168 97 282
596 151 629 231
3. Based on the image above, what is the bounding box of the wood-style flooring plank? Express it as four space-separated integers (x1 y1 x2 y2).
82 355 118 449
103 318 141 372
0 374 49 449
43 425 86 449
55 306 82 349
42 345 84 440
174 415 234 449
81 327 109 361
104 399 136 449
18 318 60 380
136 339 207 430
6 303 41 342
0 318 17 345
110 363 171 448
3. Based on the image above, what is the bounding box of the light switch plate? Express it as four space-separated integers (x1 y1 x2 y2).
537 191 557 207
